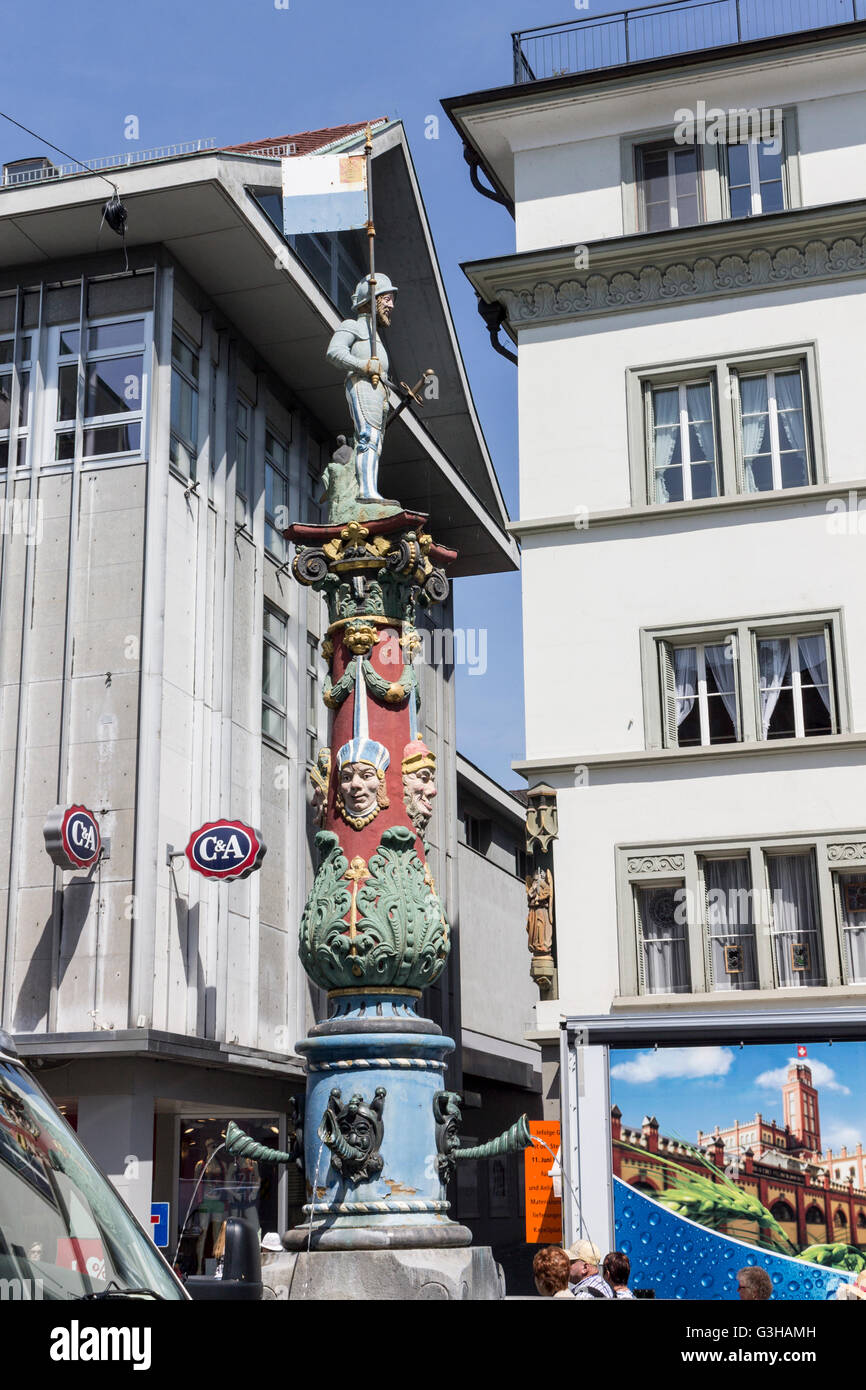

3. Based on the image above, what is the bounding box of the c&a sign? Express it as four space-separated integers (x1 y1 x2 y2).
43 805 102 871
184 820 266 881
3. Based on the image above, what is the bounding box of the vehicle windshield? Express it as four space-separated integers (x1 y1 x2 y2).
0 1057 185 1299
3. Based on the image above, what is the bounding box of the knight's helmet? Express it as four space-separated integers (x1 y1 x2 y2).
351 272 399 313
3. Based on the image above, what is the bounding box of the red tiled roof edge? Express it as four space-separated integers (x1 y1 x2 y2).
222 118 389 158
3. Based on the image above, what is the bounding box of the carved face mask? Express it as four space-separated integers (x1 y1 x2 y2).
339 762 382 818
403 766 437 820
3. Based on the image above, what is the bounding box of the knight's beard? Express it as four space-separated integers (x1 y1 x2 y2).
376 301 392 327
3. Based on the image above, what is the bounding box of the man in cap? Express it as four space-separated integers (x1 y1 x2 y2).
335 737 390 830
326 274 399 505
565 1239 614 1299
401 738 437 840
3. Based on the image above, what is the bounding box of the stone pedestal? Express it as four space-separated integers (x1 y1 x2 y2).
262 1246 505 1301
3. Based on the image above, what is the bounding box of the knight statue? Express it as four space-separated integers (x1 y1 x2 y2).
326 274 399 512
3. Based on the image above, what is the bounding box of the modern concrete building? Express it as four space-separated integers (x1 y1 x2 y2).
0 117 519 1265
446 4 866 1248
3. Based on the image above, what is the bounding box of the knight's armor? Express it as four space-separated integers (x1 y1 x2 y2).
325 274 398 503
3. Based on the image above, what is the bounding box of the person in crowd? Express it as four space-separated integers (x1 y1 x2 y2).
532 1245 573 1298
566 1238 614 1299
603 1250 636 1299
736 1265 773 1300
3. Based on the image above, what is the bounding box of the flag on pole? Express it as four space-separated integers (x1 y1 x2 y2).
797 1044 808 1058
281 154 368 235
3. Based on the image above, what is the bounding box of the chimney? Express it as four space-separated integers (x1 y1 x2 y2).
610 1105 622 1141
642 1115 659 1153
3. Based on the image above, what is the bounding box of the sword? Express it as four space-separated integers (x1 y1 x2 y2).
384 368 435 430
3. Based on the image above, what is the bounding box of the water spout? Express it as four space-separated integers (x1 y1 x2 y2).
456 1114 532 1160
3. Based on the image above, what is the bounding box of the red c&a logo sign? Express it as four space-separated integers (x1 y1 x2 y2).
184 821 266 881
43 804 102 871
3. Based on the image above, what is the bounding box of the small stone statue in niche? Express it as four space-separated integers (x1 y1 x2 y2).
526 867 554 957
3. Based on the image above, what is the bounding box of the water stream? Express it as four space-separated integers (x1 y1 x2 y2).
302 1135 328 1299
172 1140 227 1271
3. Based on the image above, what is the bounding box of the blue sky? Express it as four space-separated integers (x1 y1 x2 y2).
0 0 648 788
611 1042 866 1155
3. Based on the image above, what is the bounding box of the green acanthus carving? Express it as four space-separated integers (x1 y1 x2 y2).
298 827 450 991
324 654 419 712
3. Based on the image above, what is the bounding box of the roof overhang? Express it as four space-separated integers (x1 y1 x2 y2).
442 19 866 211
560 1006 866 1049
0 138 517 577
456 752 525 824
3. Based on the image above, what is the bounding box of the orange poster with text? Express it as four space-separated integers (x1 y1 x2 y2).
524 1120 562 1244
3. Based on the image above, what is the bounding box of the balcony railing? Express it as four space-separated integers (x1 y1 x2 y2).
0 139 215 189
513 0 865 83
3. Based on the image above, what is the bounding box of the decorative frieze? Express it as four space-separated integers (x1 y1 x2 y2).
627 854 685 874
494 232 866 327
827 842 866 863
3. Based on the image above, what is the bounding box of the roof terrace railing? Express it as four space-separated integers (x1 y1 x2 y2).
513 0 865 83
1 138 216 188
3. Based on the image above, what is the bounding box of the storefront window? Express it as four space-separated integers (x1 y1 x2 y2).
176 1117 280 1277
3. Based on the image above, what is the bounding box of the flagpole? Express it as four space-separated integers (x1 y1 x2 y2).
365 123 379 386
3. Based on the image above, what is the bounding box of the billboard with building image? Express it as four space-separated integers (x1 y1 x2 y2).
608 1041 866 1297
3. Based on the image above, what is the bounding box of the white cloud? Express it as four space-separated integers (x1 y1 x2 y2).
822 1122 863 1152
610 1046 734 1085
754 1058 850 1095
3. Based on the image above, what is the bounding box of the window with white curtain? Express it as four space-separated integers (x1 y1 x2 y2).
636 143 703 231
702 856 758 991
737 367 810 492
757 632 835 740
622 836 854 998
631 350 819 506
766 852 825 988
649 381 718 502
635 883 691 995
837 874 866 985
649 616 841 750
660 639 739 747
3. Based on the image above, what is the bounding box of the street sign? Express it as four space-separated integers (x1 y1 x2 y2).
150 1202 169 1248
43 805 102 871
184 820 266 881
524 1119 563 1244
